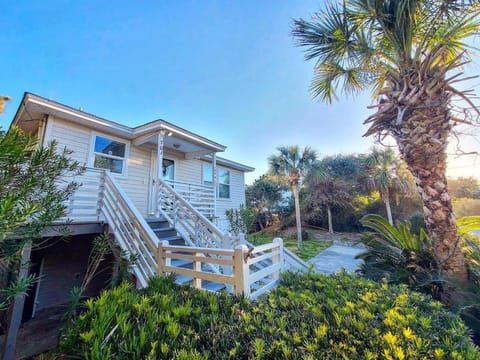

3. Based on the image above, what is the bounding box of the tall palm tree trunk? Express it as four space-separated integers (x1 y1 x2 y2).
393 95 467 281
382 189 393 225
326 203 333 234
292 184 303 250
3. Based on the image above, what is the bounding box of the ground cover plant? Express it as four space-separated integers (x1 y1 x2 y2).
58 273 479 359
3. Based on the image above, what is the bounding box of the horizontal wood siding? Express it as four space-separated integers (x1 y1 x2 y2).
47 117 151 216
162 150 202 185
117 146 150 216
46 118 247 223
216 168 246 232
49 117 90 164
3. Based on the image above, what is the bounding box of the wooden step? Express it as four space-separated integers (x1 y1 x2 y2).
152 227 177 238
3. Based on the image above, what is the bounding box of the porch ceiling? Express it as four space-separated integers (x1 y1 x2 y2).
134 133 216 157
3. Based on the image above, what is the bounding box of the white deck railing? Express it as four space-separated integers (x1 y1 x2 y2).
61 168 104 222
157 178 231 249
102 172 160 287
164 180 215 219
58 169 288 297
158 239 284 299
237 235 309 273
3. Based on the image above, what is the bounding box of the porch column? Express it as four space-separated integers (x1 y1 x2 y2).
212 152 217 220
155 131 166 216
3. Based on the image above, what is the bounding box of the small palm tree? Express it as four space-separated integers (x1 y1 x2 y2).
293 0 480 280
365 148 412 225
269 146 317 250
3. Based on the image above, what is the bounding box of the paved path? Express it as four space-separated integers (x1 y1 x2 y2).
307 244 365 274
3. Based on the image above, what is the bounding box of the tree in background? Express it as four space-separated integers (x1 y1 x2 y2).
304 154 361 233
293 0 480 280
245 175 284 230
364 148 413 225
449 177 480 199
268 146 317 249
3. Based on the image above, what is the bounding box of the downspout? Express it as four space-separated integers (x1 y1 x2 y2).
212 152 217 222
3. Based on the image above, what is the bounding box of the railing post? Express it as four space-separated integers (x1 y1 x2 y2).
238 233 246 246
194 217 200 246
193 253 202 289
273 238 284 280
222 235 233 292
173 200 179 227
234 245 250 297
157 240 170 275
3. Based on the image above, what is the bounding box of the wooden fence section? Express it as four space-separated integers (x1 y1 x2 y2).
158 239 284 299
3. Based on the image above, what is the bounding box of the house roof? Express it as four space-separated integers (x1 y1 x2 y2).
12 92 227 152
11 92 254 172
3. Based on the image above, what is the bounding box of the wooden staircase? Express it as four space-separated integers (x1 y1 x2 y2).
99 171 298 297
145 217 227 292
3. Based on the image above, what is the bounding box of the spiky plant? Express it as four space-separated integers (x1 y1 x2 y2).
357 214 439 296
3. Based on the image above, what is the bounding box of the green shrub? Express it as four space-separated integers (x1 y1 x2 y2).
59 273 478 359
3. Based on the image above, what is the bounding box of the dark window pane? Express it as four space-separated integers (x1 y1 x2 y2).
94 136 126 157
219 184 230 199
162 159 175 181
94 155 123 174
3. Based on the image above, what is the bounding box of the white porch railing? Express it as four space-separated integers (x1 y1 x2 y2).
59 169 291 297
236 234 309 273
157 178 231 249
158 239 283 299
164 180 215 219
61 168 104 222
102 172 160 287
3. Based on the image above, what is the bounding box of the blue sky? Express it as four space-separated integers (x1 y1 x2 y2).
1 1 479 183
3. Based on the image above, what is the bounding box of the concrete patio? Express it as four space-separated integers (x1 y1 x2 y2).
308 244 365 274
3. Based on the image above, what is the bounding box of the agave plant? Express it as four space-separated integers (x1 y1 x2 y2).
357 214 440 297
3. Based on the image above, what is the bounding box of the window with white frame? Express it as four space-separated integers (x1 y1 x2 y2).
92 135 127 174
218 168 230 199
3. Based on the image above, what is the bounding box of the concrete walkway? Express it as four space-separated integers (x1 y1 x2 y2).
307 244 366 274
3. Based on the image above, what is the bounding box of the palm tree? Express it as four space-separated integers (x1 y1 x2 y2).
365 148 412 225
269 146 317 249
292 0 480 280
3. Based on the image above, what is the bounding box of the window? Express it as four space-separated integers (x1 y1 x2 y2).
162 159 174 181
92 135 127 174
203 163 213 185
218 168 230 199
203 164 230 199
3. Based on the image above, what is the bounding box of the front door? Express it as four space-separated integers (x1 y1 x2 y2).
148 152 175 214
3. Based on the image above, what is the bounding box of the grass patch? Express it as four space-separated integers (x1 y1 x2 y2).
248 232 331 261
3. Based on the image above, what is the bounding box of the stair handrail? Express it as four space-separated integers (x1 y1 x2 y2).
157 178 226 249
102 172 161 287
238 234 308 272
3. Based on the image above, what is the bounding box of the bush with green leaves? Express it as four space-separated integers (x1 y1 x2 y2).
0 126 82 313
225 205 257 235
357 214 439 297
58 273 478 359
